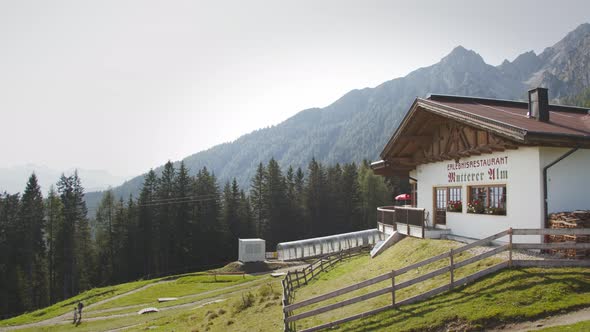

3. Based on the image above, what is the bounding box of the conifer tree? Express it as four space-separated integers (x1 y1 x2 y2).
305 158 327 237
124 195 141 280
194 167 223 263
17 174 49 310
250 163 267 238
138 170 158 277
222 179 240 257
237 190 254 238
56 171 93 299
156 161 176 272
326 164 344 234
293 167 306 238
341 163 362 232
45 187 63 303
284 166 300 241
0 193 21 315
174 161 192 270
111 198 127 283
95 190 116 285
265 158 287 247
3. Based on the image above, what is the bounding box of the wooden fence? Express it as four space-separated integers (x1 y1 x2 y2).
281 246 370 331
282 228 590 332
206 270 246 281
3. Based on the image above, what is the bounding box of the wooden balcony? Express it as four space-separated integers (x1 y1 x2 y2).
377 206 450 239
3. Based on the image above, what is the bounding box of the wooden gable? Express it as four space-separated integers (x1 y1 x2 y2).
376 106 521 176
413 119 519 164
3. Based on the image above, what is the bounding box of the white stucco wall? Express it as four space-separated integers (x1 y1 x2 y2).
540 147 590 213
414 147 545 242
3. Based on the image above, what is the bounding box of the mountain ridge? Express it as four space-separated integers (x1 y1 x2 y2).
84 23 590 209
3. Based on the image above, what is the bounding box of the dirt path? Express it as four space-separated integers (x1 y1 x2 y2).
488 307 590 331
85 278 264 317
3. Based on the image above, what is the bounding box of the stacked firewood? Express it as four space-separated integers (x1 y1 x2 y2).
548 210 590 258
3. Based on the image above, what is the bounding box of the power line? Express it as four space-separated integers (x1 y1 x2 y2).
50 193 222 215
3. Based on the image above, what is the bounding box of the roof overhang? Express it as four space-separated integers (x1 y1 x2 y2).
370 160 411 177
380 98 528 159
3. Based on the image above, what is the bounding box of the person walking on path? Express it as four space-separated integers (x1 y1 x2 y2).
72 306 78 324
76 302 84 325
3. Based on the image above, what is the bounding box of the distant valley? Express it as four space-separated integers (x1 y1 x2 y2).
0 164 130 194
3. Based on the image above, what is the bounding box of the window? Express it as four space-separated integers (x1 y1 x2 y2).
446 187 462 212
468 185 506 215
434 187 462 213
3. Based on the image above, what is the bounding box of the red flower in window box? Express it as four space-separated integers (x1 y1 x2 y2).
447 200 462 212
467 199 485 214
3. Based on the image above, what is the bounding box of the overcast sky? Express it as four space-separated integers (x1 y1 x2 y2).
1 0 589 177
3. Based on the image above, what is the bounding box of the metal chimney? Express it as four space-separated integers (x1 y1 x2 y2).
528 87 549 122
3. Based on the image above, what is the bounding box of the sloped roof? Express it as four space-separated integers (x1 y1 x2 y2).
424 95 590 138
372 94 590 176
381 94 590 159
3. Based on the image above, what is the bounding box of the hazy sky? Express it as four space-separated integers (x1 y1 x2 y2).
1 0 589 177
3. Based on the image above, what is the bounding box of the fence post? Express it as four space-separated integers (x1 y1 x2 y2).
320 259 324 272
391 270 396 305
282 279 289 332
449 249 455 289
508 227 513 268
295 270 301 288
421 210 425 239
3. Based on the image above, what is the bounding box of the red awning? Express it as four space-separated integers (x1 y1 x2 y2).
395 193 411 201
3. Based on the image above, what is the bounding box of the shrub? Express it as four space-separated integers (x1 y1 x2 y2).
257 283 280 299
233 292 255 313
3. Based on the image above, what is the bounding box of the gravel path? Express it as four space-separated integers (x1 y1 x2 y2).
467 245 551 261
488 306 590 331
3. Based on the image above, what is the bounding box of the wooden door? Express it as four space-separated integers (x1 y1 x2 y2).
434 187 447 225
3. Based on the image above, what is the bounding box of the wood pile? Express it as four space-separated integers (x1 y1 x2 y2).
548 210 590 258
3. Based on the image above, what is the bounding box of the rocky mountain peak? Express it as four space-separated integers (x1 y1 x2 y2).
561 23 590 45
530 23 590 99
436 46 489 78
540 23 590 61
498 50 542 81
442 46 485 64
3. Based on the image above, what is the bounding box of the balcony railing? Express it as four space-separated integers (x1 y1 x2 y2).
377 206 426 238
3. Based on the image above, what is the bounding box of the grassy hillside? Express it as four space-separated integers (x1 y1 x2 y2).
2 237 589 332
335 266 590 332
0 279 151 327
